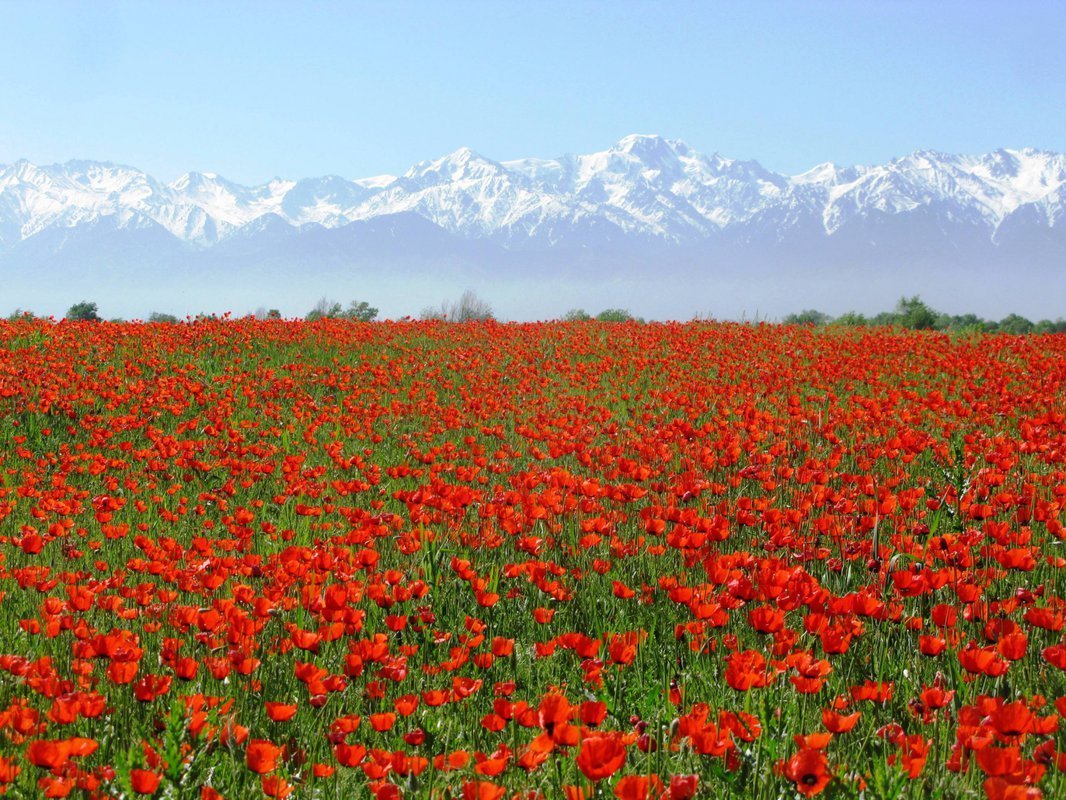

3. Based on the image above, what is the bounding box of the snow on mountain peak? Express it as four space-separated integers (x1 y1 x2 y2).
1 139 1063 249
354 174 397 189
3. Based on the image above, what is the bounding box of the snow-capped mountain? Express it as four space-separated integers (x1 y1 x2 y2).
1 136 1064 321
2 135 1063 251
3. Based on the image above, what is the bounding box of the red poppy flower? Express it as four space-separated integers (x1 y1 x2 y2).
822 708 861 734
265 703 298 722
261 775 292 798
613 775 664 800
130 770 161 795
783 747 831 796
577 734 627 781
462 781 506 800
246 740 282 774
26 740 72 770
668 775 699 799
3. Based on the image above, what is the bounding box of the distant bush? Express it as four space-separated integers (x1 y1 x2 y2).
419 306 446 321
556 307 641 322
832 311 869 327
998 313 1035 335
781 295 1064 333
894 295 937 330
421 290 494 322
148 312 179 323
595 308 641 323
66 301 100 322
782 309 832 326
307 298 379 322
562 308 593 321
1035 319 1066 334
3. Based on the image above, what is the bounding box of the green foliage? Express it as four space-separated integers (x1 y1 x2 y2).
781 295 1061 334
344 300 378 322
562 308 593 321
148 312 179 323
893 295 937 330
998 313 1035 335
782 309 831 326
596 308 641 323
1035 318 1066 334
833 311 869 327
935 312 986 333
307 298 379 322
66 301 100 321
306 298 343 321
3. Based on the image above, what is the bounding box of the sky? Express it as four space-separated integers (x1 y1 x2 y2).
1 0 1063 184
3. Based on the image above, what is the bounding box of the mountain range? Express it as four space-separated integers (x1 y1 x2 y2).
1 135 1063 319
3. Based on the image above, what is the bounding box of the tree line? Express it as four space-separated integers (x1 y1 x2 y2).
6 293 1064 333
783 296 1066 334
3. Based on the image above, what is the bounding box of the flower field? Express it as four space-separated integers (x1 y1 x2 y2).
0 317 1064 799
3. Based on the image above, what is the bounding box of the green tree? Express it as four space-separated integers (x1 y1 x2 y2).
66 301 101 322
833 311 869 327
998 313 1034 335
596 308 638 322
782 309 831 326
562 308 592 321
148 312 179 323
306 298 342 321
894 295 937 330
341 300 378 322
307 298 378 322
1034 318 1066 334
937 313 986 332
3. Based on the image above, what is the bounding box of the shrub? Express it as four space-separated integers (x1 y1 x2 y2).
307 299 378 322
782 309 831 326
997 313 1035 335
562 309 593 321
893 296 937 330
423 291 493 322
833 311 868 327
596 308 638 323
344 301 378 322
307 298 343 321
66 301 100 322
780 297 1060 335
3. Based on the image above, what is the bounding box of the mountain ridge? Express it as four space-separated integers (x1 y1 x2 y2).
3 135 1064 322
2 135 1063 251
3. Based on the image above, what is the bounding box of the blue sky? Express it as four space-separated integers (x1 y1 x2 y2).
1 0 1063 184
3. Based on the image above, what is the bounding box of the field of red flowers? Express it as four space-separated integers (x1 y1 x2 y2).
0 317 1064 800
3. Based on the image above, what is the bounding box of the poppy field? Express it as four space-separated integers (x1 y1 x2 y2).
0 317 1064 800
